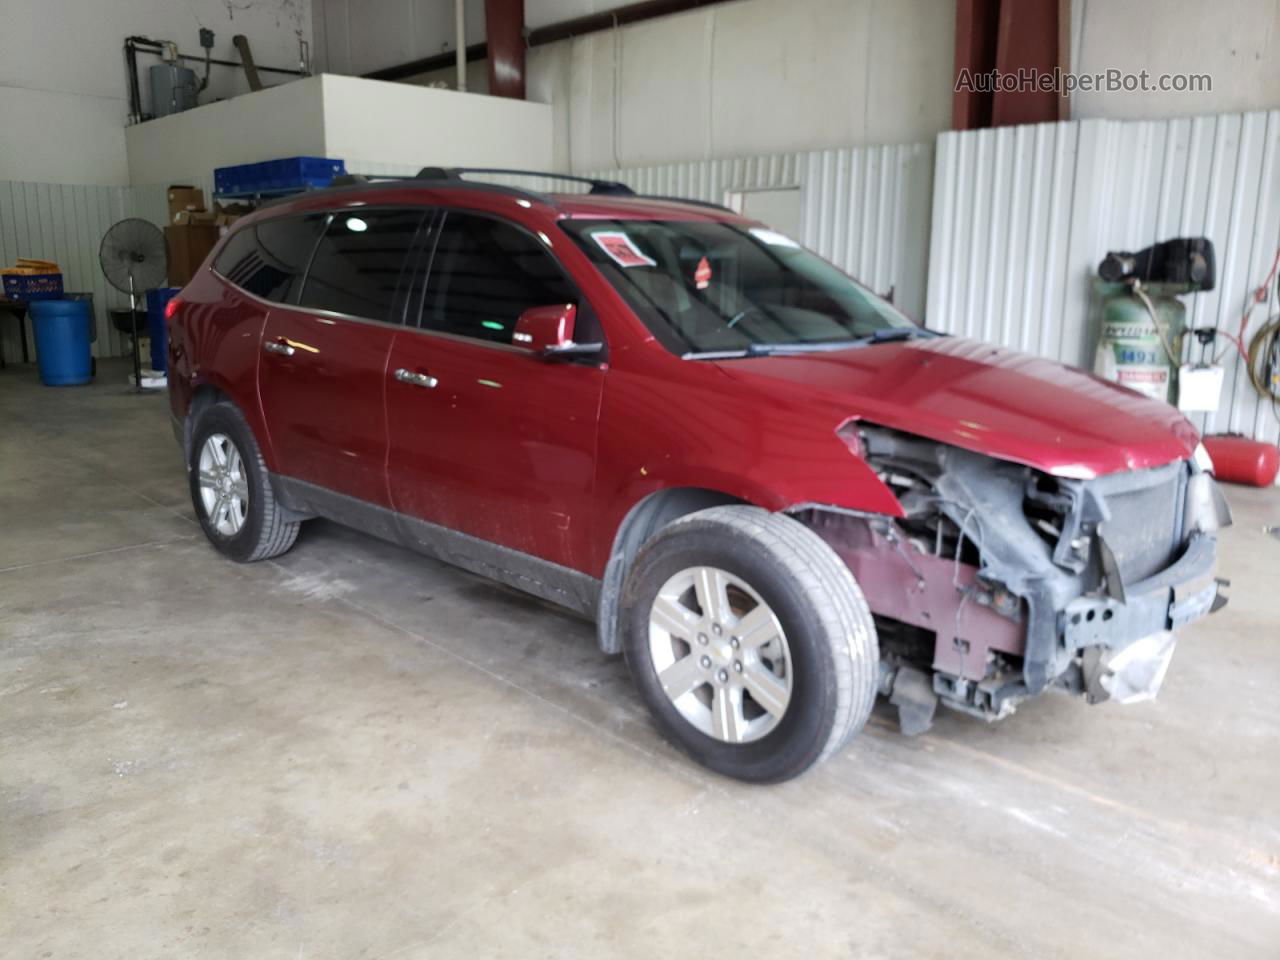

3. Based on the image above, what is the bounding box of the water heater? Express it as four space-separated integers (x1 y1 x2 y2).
150 62 198 117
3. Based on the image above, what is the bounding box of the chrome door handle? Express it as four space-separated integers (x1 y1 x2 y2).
263 340 295 357
394 368 438 388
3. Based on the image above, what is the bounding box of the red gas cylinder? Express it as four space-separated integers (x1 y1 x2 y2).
1202 435 1280 487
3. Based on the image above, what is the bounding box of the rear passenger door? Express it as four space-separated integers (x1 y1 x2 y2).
257 208 426 508
385 209 605 571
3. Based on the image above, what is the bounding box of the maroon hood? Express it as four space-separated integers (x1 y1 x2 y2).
713 336 1199 478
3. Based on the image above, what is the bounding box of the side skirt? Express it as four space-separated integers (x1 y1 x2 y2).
273 476 601 618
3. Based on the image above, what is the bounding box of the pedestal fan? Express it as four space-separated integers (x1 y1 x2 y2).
99 218 167 391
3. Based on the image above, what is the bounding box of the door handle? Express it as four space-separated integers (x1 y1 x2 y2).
394 368 438 388
263 339 295 357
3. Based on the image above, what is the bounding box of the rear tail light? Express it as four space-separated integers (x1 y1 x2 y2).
164 295 184 322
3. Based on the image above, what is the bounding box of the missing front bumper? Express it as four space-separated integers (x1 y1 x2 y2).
1061 531 1221 650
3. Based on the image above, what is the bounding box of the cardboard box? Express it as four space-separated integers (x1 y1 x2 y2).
214 201 252 228
166 185 206 224
173 209 217 226
165 224 219 286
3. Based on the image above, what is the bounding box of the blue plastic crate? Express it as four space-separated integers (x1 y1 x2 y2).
214 157 346 197
3 273 64 301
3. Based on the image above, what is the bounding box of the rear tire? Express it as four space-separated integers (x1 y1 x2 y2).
621 505 878 783
188 403 300 562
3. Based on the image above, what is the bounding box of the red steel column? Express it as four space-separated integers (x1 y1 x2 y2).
485 0 526 99
952 0 1000 130
953 0 1064 130
991 0 1062 126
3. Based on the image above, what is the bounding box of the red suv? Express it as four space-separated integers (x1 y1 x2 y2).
167 168 1230 782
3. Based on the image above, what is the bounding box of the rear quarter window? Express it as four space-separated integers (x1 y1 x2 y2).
213 215 325 303
297 209 426 323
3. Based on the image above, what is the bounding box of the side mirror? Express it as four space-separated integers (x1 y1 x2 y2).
514 303 575 351
513 303 603 359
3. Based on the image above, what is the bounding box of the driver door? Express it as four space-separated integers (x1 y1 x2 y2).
385 210 605 572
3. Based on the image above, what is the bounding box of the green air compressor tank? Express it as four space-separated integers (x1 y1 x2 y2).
1093 281 1187 404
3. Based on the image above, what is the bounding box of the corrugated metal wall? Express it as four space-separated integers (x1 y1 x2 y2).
0 182 133 361
928 110 1280 445
0 180 214 361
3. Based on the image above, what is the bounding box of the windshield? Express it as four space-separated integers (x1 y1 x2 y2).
560 219 918 355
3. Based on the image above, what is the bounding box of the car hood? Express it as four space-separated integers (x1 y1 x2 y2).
712 336 1199 478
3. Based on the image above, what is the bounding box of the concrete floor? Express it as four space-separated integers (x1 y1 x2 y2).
2 358 1278 959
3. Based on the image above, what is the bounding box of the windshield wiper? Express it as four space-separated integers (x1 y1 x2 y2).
855 327 926 344
744 341 851 356
685 327 932 360
742 328 926 356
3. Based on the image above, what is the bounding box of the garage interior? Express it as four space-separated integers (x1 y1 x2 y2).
3 0 1280 956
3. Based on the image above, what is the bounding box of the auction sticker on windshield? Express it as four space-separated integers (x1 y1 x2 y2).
591 231 657 268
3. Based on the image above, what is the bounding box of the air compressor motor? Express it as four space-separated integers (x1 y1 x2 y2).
1098 237 1216 292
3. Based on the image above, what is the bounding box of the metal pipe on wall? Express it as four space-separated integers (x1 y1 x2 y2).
455 0 467 92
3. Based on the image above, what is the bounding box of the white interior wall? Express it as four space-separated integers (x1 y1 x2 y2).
122 74 553 191
320 75 554 172
124 77 328 190
1071 0 1280 122
319 0 956 171
318 0 1280 173
310 0 641 75
312 0 486 76
0 0 311 187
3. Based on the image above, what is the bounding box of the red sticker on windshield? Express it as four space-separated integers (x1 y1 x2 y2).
694 256 712 290
592 231 656 268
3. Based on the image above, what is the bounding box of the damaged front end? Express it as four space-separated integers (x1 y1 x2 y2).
795 425 1231 735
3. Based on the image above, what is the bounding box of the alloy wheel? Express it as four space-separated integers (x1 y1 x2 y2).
197 432 249 537
647 565 793 743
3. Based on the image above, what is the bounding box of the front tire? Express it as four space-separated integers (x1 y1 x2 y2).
188 403 300 562
621 506 878 783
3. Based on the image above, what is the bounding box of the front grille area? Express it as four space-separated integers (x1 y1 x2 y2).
1090 461 1187 584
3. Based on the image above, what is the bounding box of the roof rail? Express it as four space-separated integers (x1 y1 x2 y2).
636 194 736 214
416 167 635 196
330 174 399 186
257 171 738 216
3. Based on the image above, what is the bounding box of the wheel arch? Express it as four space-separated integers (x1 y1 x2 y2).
182 383 232 463
183 374 276 472
595 486 749 654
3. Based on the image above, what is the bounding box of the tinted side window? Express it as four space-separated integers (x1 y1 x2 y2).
297 209 425 322
422 212 577 345
213 215 323 302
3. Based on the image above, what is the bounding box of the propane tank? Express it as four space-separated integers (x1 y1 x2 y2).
1093 280 1186 403
1201 435 1280 487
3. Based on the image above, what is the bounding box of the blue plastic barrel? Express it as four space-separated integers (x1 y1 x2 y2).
30 299 93 386
146 287 180 372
